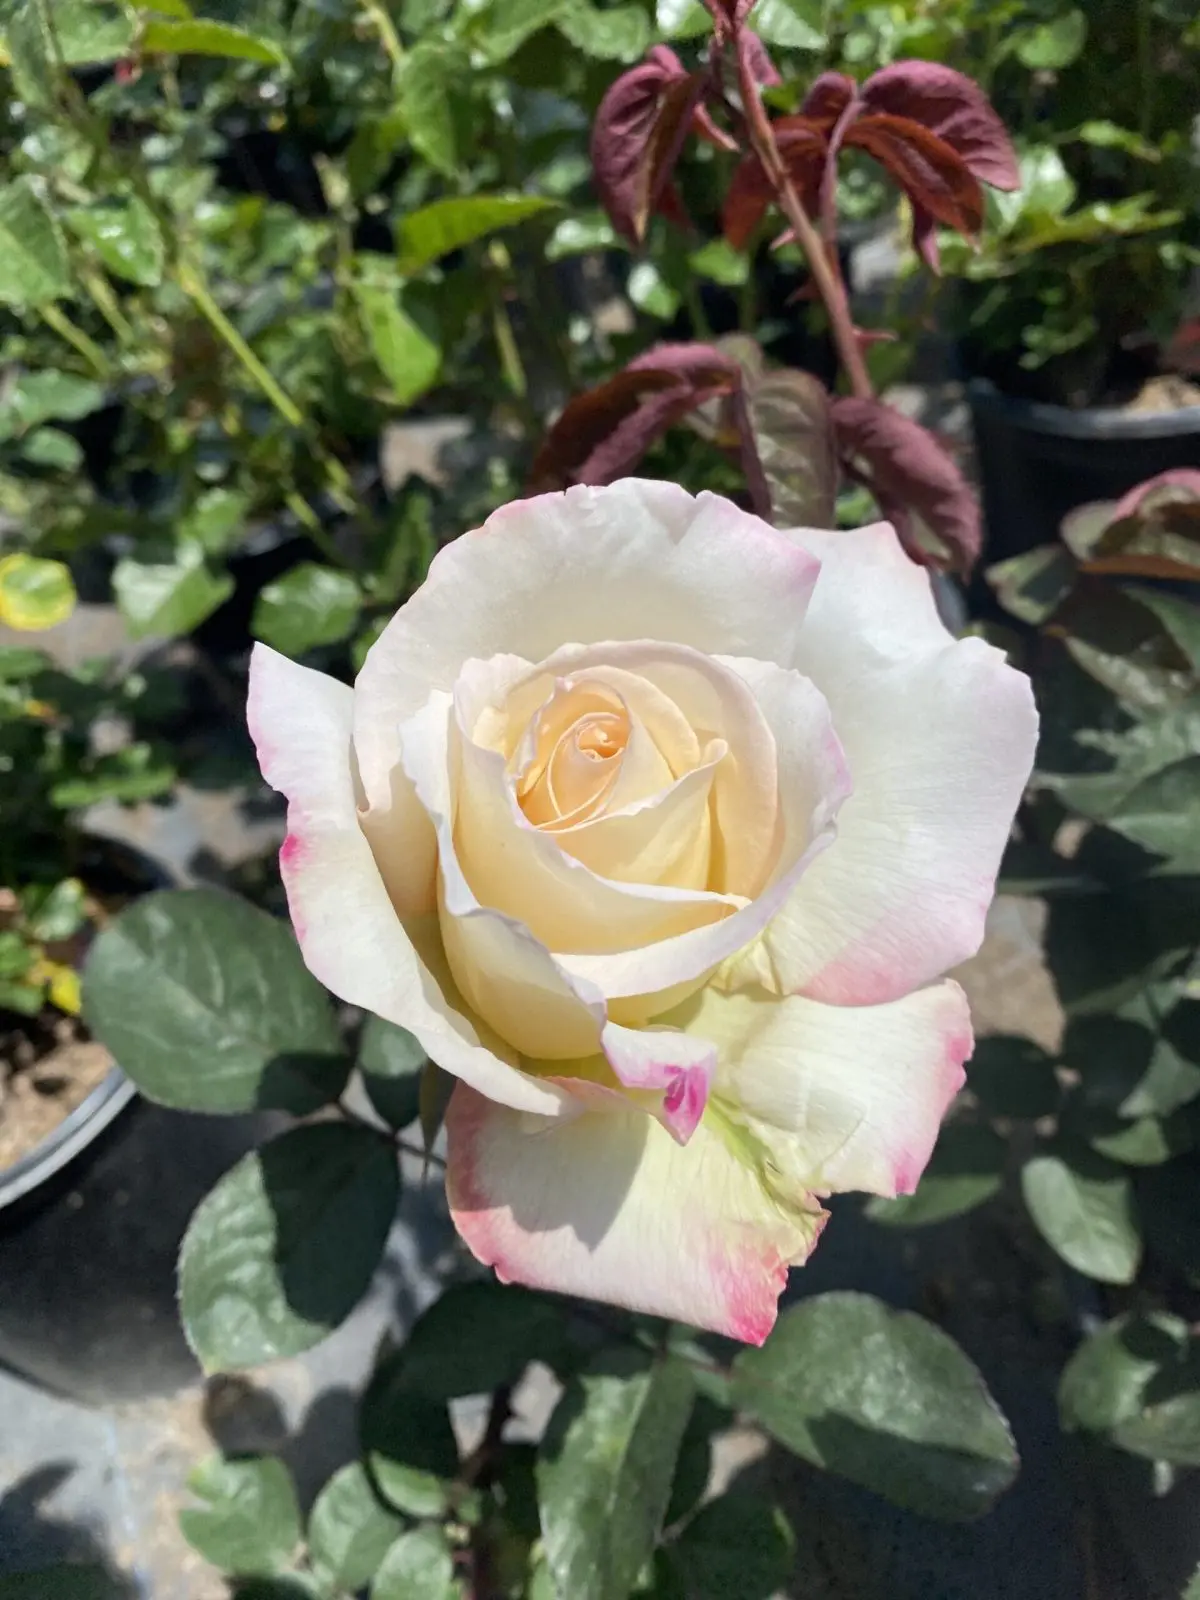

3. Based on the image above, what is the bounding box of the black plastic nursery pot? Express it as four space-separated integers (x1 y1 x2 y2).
0 838 284 1406
967 377 1200 563
0 1087 284 1406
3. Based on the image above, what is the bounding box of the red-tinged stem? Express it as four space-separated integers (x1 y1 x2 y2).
735 49 874 400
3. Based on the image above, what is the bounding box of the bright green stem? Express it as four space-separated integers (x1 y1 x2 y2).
39 303 109 376
361 0 405 76
179 260 357 514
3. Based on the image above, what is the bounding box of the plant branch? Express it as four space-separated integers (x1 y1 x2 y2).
361 0 405 76
38 303 109 376
736 53 873 400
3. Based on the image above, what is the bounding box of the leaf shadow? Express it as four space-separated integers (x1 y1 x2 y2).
0 1463 139 1597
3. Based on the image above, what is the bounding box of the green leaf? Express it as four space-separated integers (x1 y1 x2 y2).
655 0 710 37
179 1454 301 1576
556 1 649 61
419 1059 455 1156
1015 9 1087 69
112 544 233 639
359 1015 425 1130
0 1569 131 1600
1073 121 1161 161
229 1579 325 1600
396 195 558 277
1060 1311 1187 1435
546 211 621 261
731 1292 1018 1521
139 17 287 65
0 645 48 679
746 0 824 50
23 876 87 941
0 370 104 440
386 1280 567 1399
1020 1144 1142 1283
353 281 442 409
7 0 132 72
671 1492 794 1600
21 426 82 470
178 1122 399 1371
1060 1311 1200 1466
65 196 165 286
83 887 346 1115
968 1034 1061 1118
0 552 75 630
664 1395 723 1527
308 1462 405 1595
252 563 361 656
627 261 680 320
371 1527 458 1600
1185 1564 1200 1600
473 0 570 62
180 486 251 556
537 1351 695 1600
396 42 469 176
865 1123 1006 1228
986 544 1076 625
688 240 749 287
362 1357 461 1517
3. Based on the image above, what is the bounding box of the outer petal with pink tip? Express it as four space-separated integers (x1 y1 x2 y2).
247 644 570 1117
662 978 973 1199
446 1084 825 1342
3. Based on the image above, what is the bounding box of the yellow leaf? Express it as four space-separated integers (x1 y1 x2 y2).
0 553 76 631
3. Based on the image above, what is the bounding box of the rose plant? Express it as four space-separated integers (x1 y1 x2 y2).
248 478 1037 1338
84 482 1035 1598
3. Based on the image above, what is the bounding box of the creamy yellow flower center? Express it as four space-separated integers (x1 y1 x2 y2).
517 681 631 830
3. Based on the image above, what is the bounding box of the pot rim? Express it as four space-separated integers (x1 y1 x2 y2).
967 377 1200 441
0 1065 136 1212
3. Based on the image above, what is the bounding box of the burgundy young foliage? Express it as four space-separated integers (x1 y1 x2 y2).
724 61 1017 271
832 397 982 573
530 345 742 492
591 46 706 245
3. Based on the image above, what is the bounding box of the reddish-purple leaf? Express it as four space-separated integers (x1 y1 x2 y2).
627 341 743 383
530 368 684 490
740 368 837 528
861 61 1018 191
799 71 857 126
701 0 755 42
1111 468 1200 523
577 384 714 482
832 396 982 573
590 47 705 245
738 29 781 89
845 113 984 237
722 154 776 250
531 346 742 490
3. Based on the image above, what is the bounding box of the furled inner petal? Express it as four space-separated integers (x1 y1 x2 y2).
514 677 674 830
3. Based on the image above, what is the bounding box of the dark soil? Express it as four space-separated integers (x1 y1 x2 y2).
0 1011 113 1171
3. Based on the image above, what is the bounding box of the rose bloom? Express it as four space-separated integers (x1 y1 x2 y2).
249 481 1037 1343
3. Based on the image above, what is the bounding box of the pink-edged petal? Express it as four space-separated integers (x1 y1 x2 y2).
247 644 569 1116
601 1020 716 1144
755 633 1037 1003
446 1083 826 1342
665 979 971 1198
399 689 612 1061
